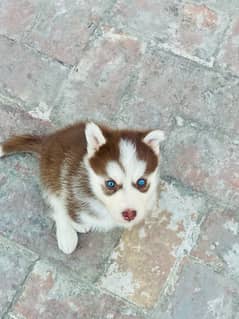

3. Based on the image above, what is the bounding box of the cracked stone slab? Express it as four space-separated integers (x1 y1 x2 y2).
152 262 239 319
0 103 54 253
24 0 114 65
0 235 38 317
0 103 53 140
100 182 206 309
191 209 239 280
217 16 239 76
0 0 38 40
108 0 229 64
161 125 239 208
51 27 144 126
8 260 144 319
118 47 239 136
0 36 68 109
193 0 239 15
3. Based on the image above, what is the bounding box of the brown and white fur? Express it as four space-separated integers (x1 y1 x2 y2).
0 122 165 254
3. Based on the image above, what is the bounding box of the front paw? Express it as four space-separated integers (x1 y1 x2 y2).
56 224 78 254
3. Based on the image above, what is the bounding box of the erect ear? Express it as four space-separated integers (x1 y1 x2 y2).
143 129 165 156
85 122 106 157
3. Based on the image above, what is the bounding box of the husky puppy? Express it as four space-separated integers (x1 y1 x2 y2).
0 122 165 254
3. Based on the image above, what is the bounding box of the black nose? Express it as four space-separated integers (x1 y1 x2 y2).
122 209 137 221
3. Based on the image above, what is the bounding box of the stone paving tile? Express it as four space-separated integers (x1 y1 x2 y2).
0 235 38 317
51 27 144 126
192 0 239 15
0 36 68 110
25 0 114 65
8 260 144 319
117 47 239 136
0 103 54 250
0 103 53 139
217 16 239 77
39 230 122 283
161 125 239 208
100 182 206 309
108 0 229 65
151 262 239 319
192 209 239 280
0 0 38 40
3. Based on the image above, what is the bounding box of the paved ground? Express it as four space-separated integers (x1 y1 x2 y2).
0 0 239 318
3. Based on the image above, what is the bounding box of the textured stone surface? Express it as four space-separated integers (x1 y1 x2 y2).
192 209 239 279
24 1 114 65
9 261 144 319
0 236 38 317
0 103 53 139
193 0 239 14
152 262 239 319
51 27 144 125
101 182 205 308
0 36 68 109
161 125 239 208
217 16 239 76
0 0 38 40
118 48 239 135
108 0 228 64
0 103 54 252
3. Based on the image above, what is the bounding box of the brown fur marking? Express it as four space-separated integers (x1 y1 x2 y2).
90 128 158 176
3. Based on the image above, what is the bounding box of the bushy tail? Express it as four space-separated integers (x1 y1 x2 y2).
0 134 43 157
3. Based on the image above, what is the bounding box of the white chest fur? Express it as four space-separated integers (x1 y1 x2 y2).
78 198 120 232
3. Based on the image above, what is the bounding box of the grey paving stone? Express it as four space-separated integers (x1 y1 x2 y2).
9 260 144 319
217 16 239 77
0 0 39 40
0 235 38 317
0 103 53 140
192 0 239 14
192 208 239 280
107 0 229 64
51 27 144 126
152 262 239 319
0 36 68 110
118 48 239 136
25 0 114 65
161 125 239 208
0 103 54 253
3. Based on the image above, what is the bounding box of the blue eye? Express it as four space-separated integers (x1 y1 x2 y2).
106 180 116 189
137 178 146 187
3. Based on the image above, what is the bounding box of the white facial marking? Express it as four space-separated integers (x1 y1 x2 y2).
106 161 124 183
85 122 106 158
0 144 4 157
119 139 146 180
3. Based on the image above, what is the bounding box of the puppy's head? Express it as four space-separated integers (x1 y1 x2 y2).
84 122 165 228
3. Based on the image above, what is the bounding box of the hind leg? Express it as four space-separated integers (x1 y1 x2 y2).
47 193 78 254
